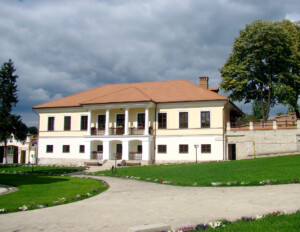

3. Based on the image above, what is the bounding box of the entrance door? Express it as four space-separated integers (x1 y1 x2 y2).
116 114 125 135
228 144 236 160
13 147 18 163
116 144 122 159
20 151 26 164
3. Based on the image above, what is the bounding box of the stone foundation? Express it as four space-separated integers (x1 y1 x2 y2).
38 158 89 166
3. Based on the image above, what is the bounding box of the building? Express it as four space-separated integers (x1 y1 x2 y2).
33 78 241 166
0 134 37 164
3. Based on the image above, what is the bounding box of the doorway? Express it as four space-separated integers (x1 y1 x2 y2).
116 114 125 135
116 144 122 159
20 150 26 164
228 144 236 160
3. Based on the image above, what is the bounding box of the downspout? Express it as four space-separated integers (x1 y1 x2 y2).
32 108 40 165
223 100 229 161
153 103 157 163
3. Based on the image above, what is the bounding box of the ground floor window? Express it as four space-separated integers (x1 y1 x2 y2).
63 145 70 153
158 145 167 153
137 145 142 153
97 145 103 153
79 145 85 153
179 144 188 153
201 144 211 153
46 145 53 153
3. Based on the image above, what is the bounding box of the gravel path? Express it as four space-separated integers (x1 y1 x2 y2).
0 176 300 232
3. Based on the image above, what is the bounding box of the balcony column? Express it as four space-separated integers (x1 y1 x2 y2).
144 106 149 135
122 140 129 160
87 109 92 135
105 109 110 135
103 141 110 160
125 107 129 135
84 141 91 160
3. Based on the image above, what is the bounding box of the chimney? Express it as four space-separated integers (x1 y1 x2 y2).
199 76 209 89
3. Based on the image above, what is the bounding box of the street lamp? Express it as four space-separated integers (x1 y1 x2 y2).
194 144 199 163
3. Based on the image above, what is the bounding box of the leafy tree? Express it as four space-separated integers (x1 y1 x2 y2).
220 20 300 122
28 126 38 137
0 59 25 163
252 100 267 121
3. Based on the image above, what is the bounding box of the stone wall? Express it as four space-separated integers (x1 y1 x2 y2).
38 158 89 166
226 127 300 160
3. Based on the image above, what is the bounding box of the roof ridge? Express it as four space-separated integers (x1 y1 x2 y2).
80 86 133 104
132 86 153 101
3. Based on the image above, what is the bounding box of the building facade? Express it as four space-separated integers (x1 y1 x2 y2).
33 78 240 166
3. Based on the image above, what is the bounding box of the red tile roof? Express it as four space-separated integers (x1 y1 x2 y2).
33 80 228 109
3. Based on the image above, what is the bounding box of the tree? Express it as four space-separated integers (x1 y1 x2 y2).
0 59 25 163
220 20 300 122
28 126 38 137
252 100 267 121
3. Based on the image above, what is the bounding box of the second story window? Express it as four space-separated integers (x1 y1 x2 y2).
158 113 167 129
81 115 88 131
64 116 71 131
48 117 55 131
98 115 106 130
137 113 145 128
201 111 210 128
179 112 188 128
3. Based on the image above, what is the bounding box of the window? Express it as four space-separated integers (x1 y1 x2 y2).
137 113 145 128
97 145 103 153
48 117 55 131
158 113 167 129
179 144 188 153
201 144 211 153
81 115 88 130
158 145 167 153
201 111 210 128
79 145 85 153
179 112 188 128
98 115 106 129
137 145 142 153
63 145 70 153
46 145 53 153
64 116 71 131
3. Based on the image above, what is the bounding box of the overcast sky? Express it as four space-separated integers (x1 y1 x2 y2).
0 0 299 127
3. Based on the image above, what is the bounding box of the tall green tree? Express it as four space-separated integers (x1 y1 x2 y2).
220 20 300 122
0 59 25 163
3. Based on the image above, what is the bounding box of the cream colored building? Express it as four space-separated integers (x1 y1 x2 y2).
33 78 240 166
0 134 36 164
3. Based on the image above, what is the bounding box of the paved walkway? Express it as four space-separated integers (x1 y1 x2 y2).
0 176 300 232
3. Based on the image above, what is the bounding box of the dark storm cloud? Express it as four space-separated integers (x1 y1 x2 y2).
0 0 299 126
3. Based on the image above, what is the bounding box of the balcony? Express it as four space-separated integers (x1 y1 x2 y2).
91 152 103 160
90 127 153 136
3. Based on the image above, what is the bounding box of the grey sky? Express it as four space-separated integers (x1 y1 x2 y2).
0 0 299 126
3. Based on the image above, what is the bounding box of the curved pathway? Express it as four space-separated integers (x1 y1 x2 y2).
0 176 300 232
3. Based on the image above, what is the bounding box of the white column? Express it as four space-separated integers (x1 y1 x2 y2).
84 141 91 160
125 107 129 135
122 140 129 160
87 109 92 135
103 141 110 160
144 106 149 135
105 109 110 135
226 121 231 131
249 121 254 131
142 140 150 161
273 120 277 130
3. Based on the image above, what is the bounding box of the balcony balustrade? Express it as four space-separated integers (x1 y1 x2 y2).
91 152 103 160
90 127 153 135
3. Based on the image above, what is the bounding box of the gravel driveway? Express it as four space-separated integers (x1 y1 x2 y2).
0 176 300 232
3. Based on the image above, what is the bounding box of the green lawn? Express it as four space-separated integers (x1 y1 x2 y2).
94 155 300 186
174 211 300 231
0 165 83 174
0 174 108 212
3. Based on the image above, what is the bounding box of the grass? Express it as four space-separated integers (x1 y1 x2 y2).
171 211 300 231
0 174 108 212
0 165 83 174
94 155 300 186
